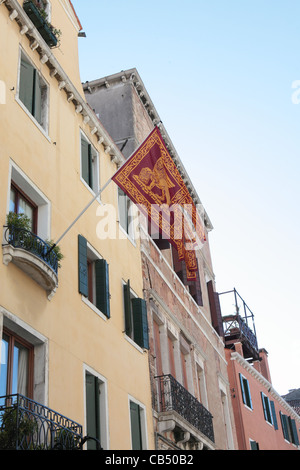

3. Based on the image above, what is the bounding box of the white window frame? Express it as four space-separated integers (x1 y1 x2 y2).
7 160 51 241
0 306 48 406
118 188 135 243
128 395 148 450
80 131 100 196
16 48 49 136
81 242 108 322
83 364 109 450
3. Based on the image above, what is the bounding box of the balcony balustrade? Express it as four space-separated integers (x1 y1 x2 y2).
219 288 259 360
0 394 101 450
2 225 59 299
155 374 214 443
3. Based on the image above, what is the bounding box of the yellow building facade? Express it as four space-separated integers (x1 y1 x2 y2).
0 0 154 450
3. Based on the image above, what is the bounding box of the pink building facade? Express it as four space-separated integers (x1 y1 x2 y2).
222 294 300 451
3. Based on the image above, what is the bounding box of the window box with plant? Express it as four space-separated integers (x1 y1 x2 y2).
23 1 61 48
2 212 63 299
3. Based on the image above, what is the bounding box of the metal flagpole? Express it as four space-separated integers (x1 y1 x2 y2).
47 177 112 254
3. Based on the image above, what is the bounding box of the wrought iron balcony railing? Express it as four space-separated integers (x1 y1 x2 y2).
155 374 214 443
3 225 58 274
0 394 101 450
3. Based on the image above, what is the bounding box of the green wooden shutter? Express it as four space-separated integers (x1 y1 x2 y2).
95 259 110 318
88 143 93 189
291 418 299 445
261 392 272 423
270 401 278 430
130 401 142 450
19 55 35 114
81 137 91 187
239 373 246 404
85 373 100 450
132 298 149 349
123 280 132 336
280 411 289 440
78 235 88 297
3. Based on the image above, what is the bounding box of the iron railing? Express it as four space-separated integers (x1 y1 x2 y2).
0 394 90 450
219 289 259 355
3 225 58 274
155 374 214 443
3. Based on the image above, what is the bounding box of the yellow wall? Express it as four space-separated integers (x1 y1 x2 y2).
0 0 154 450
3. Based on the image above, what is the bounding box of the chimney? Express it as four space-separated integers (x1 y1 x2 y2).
259 348 272 383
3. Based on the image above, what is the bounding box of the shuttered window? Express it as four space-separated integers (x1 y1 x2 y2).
270 400 278 430
80 134 99 193
261 392 273 424
85 372 100 450
130 401 143 450
239 373 252 409
78 235 110 318
280 411 300 445
250 440 259 450
19 52 48 129
123 281 149 349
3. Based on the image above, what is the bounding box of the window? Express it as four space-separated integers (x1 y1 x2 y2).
153 320 163 376
261 392 276 425
85 372 101 450
280 412 300 445
8 163 51 240
78 235 110 318
239 373 252 409
118 188 134 239
85 370 108 450
9 183 37 233
171 245 203 306
0 329 34 406
81 133 99 193
250 439 259 450
18 51 48 130
129 399 147 450
123 280 149 349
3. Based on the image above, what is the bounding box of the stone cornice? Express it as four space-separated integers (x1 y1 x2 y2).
1 0 124 166
231 351 300 421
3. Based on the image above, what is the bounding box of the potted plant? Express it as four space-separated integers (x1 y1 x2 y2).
0 407 38 450
5 212 64 269
23 1 62 47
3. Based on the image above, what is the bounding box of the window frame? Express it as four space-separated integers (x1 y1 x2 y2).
129 396 148 450
17 48 49 133
123 280 149 350
84 366 109 450
239 373 253 410
10 182 38 234
261 392 273 425
0 327 34 403
8 161 51 241
118 188 135 241
78 235 110 320
80 131 100 195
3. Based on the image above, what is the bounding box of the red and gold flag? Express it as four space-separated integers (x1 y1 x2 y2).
112 127 206 278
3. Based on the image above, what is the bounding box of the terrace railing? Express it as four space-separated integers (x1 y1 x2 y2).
155 374 214 443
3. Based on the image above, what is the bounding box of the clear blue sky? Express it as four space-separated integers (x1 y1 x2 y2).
72 0 300 395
